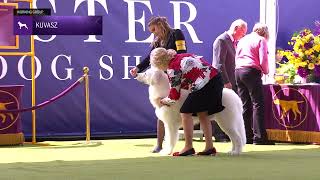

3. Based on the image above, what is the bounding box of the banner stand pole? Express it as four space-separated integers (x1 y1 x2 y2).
83 67 91 143
28 0 37 144
80 67 101 146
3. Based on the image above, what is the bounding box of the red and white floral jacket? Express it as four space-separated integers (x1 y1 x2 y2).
166 53 218 100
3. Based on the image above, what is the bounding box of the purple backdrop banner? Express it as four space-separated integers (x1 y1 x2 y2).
0 0 259 138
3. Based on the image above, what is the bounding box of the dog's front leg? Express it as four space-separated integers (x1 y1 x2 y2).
160 121 180 155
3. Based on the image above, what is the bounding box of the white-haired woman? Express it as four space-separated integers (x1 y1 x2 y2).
235 23 274 145
150 47 224 156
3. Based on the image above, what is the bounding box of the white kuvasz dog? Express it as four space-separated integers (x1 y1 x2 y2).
136 66 246 155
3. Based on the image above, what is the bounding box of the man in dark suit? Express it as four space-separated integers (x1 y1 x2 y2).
211 19 247 142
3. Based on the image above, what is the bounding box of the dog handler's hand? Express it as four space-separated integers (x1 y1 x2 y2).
160 98 175 106
130 67 139 77
160 101 170 107
154 98 164 107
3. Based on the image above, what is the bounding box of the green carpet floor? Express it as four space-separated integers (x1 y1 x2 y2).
1 138 320 180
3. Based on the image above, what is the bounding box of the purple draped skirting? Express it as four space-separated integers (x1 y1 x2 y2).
0 85 24 145
264 84 320 143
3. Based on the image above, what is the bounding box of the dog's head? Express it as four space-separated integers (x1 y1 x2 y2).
136 68 154 85
136 68 167 86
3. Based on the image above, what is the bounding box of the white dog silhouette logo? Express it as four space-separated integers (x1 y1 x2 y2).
18 21 28 29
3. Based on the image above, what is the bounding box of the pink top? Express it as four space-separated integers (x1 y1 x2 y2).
235 32 269 74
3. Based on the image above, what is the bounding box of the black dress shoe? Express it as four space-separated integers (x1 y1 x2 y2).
172 148 195 156
196 147 217 156
246 139 253 144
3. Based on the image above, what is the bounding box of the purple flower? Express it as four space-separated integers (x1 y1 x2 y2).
314 65 320 77
293 52 299 57
304 41 314 49
297 66 309 78
282 56 289 63
300 31 307 36
307 55 312 61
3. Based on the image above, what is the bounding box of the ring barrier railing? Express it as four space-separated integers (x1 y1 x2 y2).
0 67 91 143
0 77 83 113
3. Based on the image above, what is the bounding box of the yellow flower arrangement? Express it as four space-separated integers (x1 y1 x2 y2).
276 26 320 83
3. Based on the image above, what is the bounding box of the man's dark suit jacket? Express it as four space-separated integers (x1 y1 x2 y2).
212 32 237 91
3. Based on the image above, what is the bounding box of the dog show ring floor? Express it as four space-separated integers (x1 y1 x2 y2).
1 138 320 180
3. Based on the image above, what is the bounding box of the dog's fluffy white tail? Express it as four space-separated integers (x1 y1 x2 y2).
213 88 246 154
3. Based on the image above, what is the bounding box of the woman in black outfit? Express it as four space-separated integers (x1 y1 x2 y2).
130 16 187 153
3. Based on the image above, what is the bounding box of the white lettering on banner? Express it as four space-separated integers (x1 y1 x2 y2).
74 0 109 42
0 55 144 80
170 1 202 43
33 0 57 43
35 22 59 29
34 35 57 43
51 55 74 80
125 0 202 43
122 56 142 79
11 0 204 81
99 55 114 80
18 56 42 80
33 0 201 44
124 0 154 43
0 57 8 79
33 0 56 12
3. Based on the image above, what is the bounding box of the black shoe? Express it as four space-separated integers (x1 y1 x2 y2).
172 148 195 156
196 147 217 156
246 139 253 144
253 141 275 145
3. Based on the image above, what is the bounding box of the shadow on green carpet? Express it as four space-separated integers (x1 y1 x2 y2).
3 141 104 149
1 147 320 180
